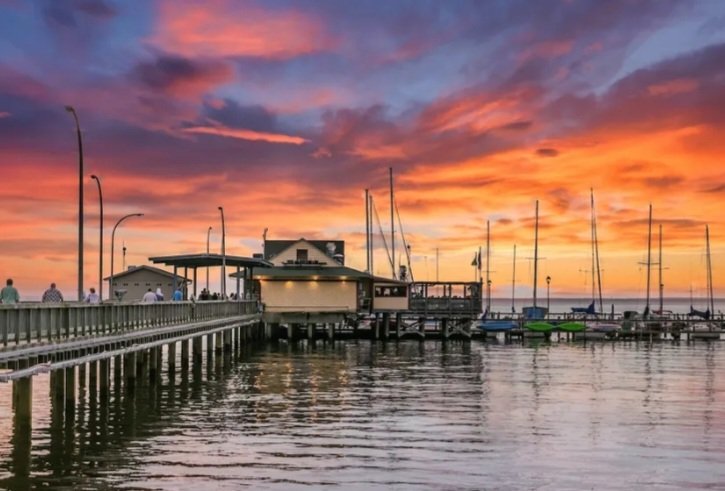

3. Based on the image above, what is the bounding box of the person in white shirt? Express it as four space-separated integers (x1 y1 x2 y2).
86 287 100 304
142 288 158 303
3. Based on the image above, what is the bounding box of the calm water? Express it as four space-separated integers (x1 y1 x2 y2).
1 340 724 490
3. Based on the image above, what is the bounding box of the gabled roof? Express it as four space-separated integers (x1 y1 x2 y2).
104 265 191 282
264 239 345 265
237 265 368 280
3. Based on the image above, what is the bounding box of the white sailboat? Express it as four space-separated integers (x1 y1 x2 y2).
691 225 719 336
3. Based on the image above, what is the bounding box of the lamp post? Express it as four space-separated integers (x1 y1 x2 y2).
218 206 226 298
65 105 84 301
110 213 144 301
546 275 551 313
206 226 212 291
90 175 103 302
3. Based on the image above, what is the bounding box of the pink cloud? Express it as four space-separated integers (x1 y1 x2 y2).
150 0 335 59
183 124 308 145
0 111 10 118
519 39 574 62
647 78 699 97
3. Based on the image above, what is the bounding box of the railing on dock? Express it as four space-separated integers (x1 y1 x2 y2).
408 281 483 316
0 300 258 348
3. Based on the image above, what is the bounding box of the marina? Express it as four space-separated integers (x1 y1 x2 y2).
2 1 724 488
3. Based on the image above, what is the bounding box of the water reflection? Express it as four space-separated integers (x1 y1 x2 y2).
0 339 724 490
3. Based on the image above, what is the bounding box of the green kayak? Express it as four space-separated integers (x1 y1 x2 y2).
526 321 555 332
559 322 587 332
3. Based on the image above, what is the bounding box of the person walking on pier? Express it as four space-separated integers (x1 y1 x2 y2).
41 283 64 303
155 287 165 301
142 287 158 303
0 278 19 304
86 287 100 304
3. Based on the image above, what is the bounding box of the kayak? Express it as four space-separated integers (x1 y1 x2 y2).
526 321 555 333
559 322 586 332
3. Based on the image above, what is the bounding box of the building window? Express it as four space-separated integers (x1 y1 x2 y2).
296 249 308 262
375 286 407 297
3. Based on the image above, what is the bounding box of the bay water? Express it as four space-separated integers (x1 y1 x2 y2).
1 339 724 490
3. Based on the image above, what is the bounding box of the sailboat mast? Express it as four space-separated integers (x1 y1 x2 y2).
365 189 370 273
590 190 596 306
486 220 491 313
512 244 517 313
706 225 714 314
592 190 604 314
533 200 539 309
645 204 652 315
435 247 439 282
659 224 664 314
389 167 396 279
369 194 374 276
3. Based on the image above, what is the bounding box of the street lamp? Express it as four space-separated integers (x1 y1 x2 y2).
65 105 84 301
218 206 226 298
110 213 144 301
546 275 552 313
90 175 103 302
206 226 212 291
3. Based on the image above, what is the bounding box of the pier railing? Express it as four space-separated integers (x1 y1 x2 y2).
0 300 258 348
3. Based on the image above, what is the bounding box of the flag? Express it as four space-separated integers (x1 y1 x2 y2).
477 249 482 271
471 252 478 267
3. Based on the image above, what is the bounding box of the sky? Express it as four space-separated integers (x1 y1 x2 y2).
1 0 724 301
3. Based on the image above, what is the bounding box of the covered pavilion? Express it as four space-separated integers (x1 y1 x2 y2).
149 253 272 299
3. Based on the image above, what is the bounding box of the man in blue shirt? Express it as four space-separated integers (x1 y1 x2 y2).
173 287 183 301
1 278 19 304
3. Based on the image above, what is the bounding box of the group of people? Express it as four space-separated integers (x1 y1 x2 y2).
197 289 240 301
0 278 101 304
142 287 184 303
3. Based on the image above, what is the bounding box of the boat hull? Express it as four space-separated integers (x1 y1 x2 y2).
559 322 586 332
526 321 555 333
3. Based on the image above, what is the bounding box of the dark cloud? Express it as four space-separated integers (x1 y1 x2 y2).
536 148 559 158
41 0 116 27
75 0 116 18
201 99 277 133
498 120 533 132
131 55 232 97
703 183 725 193
642 176 684 189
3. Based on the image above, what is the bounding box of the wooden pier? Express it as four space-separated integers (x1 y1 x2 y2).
0 300 265 459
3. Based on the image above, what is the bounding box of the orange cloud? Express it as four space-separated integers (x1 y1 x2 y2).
182 125 308 144
647 78 699 97
150 0 334 59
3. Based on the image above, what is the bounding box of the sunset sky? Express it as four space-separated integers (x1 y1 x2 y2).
1 0 724 301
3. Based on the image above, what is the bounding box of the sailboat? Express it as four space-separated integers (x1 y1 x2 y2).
475 223 518 332
525 200 555 333
691 225 718 335
561 190 604 333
